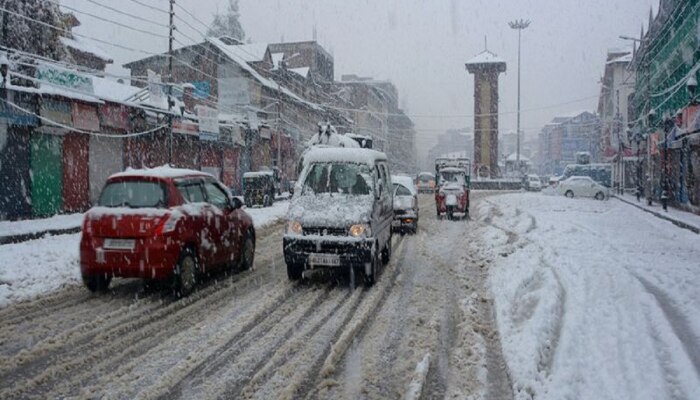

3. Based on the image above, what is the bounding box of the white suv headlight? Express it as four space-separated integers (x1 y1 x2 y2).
286 220 303 235
349 224 371 238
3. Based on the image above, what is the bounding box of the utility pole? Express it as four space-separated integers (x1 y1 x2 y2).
509 19 530 173
167 0 175 165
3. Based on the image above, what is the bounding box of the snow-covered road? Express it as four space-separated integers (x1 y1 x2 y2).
0 192 697 399
481 193 700 400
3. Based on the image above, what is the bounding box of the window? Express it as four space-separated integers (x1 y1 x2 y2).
177 181 206 203
204 181 230 209
394 183 412 196
99 181 166 208
302 163 372 195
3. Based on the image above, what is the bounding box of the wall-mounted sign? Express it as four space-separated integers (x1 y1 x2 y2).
196 105 219 141
99 103 129 131
192 81 211 100
218 78 250 109
0 92 38 126
172 119 198 135
40 98 72 127
72 102 100 132
37 65 94 95
147 69 163 107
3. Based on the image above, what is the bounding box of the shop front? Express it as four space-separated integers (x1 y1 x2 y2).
0 91 37 219
90 103 128 203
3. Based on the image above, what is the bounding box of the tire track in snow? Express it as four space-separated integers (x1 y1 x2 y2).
163 286 342 399
0 224 289 398
635 275 700 378
309 233 416 399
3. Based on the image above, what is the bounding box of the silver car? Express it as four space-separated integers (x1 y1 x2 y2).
392 175 419 234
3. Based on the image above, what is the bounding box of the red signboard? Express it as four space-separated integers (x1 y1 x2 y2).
650 132 660 156
99 103 130 131
172 120 198 135
72 102 100 132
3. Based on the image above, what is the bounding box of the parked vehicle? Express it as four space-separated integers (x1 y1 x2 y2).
391 175 419 234
558 175 609 200
284 147 393 286
435 158 471 220
415 171 436 193
561 163 612 188
243 170 277 207
525 174 542 191
80 166 255 297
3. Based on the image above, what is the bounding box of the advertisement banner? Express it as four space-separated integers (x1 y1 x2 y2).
219 77 250 110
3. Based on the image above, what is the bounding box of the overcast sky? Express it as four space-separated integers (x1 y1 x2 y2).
62 0 657 160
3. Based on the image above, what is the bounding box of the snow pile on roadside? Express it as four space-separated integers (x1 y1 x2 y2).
0 233 82 307
0 202 289 308
0 213 84 237
481 193 700 400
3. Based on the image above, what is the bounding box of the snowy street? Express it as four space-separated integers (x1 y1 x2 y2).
0 192 699 399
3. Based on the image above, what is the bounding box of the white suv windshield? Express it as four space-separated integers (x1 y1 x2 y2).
302 163 373 195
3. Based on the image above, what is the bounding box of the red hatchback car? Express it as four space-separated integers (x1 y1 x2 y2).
80 166 255 297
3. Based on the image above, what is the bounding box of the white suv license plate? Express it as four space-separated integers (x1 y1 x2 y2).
309 253 341 267
104 238 135 250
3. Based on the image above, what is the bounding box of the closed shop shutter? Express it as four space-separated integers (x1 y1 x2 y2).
89 135 124 204
0 123 31 219
63 133 90 212
30 133 63 217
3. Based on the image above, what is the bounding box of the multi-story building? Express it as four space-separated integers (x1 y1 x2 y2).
538 112 600 175
427 128 474 163
597 48 635 191
629 0 700 209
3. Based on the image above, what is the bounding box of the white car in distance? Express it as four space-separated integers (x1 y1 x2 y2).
557 175 609 200
526 174 542 191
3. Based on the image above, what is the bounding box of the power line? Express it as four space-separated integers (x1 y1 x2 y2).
77 0 169 28
0 5 165 56
124 0 169 15
56 2 169 39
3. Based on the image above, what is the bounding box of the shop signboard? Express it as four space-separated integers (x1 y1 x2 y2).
40 98 73 127
196 105 219 141
172 119 198 135
0 91 38 126
148 69 163 107
37 64 94 95
99 103 130 131
72 102 100 132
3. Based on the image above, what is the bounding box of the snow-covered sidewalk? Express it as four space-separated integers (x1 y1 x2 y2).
616 193 700 234
0 202 289 308
480 193 700 400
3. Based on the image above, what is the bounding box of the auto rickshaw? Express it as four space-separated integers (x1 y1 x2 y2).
243 171 276 207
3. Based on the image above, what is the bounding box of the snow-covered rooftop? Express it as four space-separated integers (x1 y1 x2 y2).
60 36 113 62
214 42 268 63
289 67 310 78
506 153 531 162
466 50 506 65
207 37 322 111
607 53 633 64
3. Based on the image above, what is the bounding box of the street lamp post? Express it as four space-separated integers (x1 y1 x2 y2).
509 19 531 172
